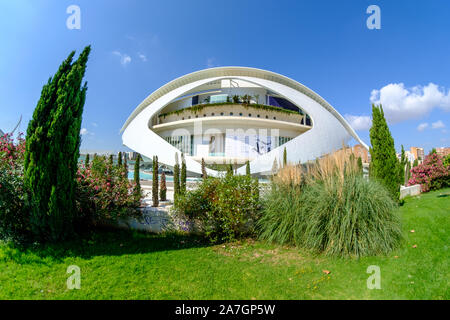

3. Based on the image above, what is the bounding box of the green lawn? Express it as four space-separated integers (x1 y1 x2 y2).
1 188 449 300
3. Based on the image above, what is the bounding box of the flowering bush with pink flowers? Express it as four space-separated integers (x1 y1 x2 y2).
0 133 30 241
76 155 142 226
408 153 450 192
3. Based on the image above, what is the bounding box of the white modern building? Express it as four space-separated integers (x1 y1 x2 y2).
121 67 368 176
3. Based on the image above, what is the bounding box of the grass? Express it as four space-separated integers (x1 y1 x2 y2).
0 188 448 300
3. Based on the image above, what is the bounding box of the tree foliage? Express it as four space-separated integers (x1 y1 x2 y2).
369 104 401 201
152 156 159 207
23 46 91 241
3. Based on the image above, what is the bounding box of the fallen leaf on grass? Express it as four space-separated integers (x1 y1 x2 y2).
322 270 331 275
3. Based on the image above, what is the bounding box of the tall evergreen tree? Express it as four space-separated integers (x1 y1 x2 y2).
173 153 180 201
180 153 187 194
109 154 114 166
246 160 251 176
123 154 128 172
413 158 418 167
160 171 167 201
134 153 141 197
201 158 207 179
23 46 90 241
369 104 401 201
226 163 234 176
118 152 122 167
85 153 90 167
152 156 159 207
283 147 287 166
357 156 363 174
399 145 407 186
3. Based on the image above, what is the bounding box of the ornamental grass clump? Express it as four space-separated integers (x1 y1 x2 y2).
259 147 403 258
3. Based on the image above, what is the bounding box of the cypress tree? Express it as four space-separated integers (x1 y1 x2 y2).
246 160 251 176
109 154 113 166
118 152 122 167
85 153 90 167
399 145 407 186
134 153 141 197
369 104 401 201
405 161 411 185
272 157 278 175
180 153 187 194
413 158 418 168
357 156 363 174
173 153 180 200
23 46 90 241
24 48 90 240
201 158 207 179
283 147 287 166
152 156 159 207
123 154 128 171
160 171 167 201
226 163 233 176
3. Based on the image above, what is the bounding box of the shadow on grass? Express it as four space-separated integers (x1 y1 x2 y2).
437 194 449 198
1 227 211 264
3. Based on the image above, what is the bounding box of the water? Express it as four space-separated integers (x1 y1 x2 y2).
128 171 200 182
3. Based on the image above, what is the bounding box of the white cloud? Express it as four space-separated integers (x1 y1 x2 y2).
345 115 372 131
431 120 445 129
206 57 218 68
417 123 429 131
112 51 132 66
138 52 147 62
80 128 89 135
370 83 450 124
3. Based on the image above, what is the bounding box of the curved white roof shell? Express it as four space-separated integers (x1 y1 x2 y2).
121 66 368 175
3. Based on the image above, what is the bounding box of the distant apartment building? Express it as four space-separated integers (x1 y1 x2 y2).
127 151 138 160
352 144 369 163
410 147 424 163
436 147 450 158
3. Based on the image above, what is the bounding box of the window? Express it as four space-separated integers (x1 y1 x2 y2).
265 115 269 119
248 114 252 117
220 112 224 116
257 115 260 118
239 113 243 116
211 113 215 116
273 117 276 120
230 112 233 116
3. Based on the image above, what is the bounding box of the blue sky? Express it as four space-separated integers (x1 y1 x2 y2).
1 0 449 153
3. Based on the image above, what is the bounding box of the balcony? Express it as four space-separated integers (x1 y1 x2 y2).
152 103 311 133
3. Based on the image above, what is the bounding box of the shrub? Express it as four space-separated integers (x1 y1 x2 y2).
443 154 450 168
76 156 141 226
258 148 403 257
408 153 450 192
0 134 30 242
175 175 260 243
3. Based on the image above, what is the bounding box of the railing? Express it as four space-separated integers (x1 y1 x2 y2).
154 104 309 127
